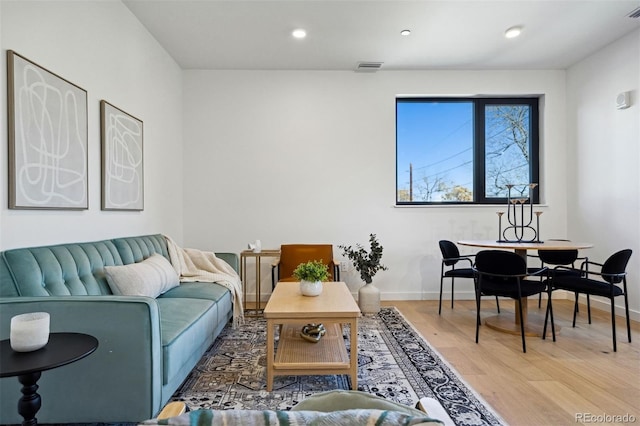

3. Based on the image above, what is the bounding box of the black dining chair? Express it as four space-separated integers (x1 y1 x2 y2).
473 250 554 353
527 239 586 309
438 240 500 315
544 249 632 352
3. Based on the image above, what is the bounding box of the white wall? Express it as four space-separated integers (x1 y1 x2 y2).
183 69 569 300
567 29 640 317
0 0 184 250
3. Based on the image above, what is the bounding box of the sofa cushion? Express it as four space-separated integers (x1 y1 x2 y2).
104 254 179 298
160 283 232 330
156 297 218 385
159 282 228 303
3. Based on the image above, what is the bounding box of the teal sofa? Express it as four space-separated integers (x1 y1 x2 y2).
0 234 237 424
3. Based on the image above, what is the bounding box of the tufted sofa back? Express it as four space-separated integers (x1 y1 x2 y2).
1 234 170 297
112 234 170 264
0 256 19 297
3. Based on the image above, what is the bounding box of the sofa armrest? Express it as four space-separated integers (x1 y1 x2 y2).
216 252 239 273
0 296 163 424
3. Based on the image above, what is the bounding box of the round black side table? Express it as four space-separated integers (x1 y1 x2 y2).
0 332 98 426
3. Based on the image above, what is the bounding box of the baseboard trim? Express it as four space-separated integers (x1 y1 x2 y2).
380 290 640 322
244 288 639 323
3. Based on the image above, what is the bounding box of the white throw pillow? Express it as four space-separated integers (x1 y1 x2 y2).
104 254 179 298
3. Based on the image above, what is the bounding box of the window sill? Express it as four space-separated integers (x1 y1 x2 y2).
393 203 550 209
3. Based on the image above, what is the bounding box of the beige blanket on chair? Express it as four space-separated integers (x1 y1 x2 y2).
165 236 244 328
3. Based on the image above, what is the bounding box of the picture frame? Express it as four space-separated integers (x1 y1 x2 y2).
7 50 88 209
100 100 144 211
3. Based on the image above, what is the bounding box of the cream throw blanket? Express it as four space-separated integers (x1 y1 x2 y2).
165 236 244 328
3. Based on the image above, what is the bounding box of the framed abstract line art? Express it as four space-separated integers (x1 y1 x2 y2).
7 50 88 209
100 100 144 211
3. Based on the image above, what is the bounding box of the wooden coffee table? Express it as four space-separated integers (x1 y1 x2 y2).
263 281 361 392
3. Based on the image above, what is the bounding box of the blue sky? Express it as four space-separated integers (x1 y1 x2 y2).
396 101 474 199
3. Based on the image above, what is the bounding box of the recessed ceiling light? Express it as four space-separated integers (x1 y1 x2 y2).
504 26 522 39
292 29 307 39
400 29 411 36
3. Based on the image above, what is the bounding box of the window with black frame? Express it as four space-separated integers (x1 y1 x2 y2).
396 97 540 205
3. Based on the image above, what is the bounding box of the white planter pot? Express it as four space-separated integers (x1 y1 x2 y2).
300 280 323 297
358 283 380 314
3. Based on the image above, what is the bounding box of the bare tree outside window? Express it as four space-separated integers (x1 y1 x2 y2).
485 105 531 198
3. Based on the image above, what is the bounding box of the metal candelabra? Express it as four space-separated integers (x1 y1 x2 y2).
497 183 543 243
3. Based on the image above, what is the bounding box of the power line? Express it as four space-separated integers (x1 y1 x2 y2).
410 146 472 172
422 160 473 181
427 118 472 150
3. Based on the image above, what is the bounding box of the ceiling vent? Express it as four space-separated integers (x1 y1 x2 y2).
628 7 640 18
355 62 384 72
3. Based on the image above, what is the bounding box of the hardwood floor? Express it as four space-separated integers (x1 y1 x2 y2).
384 299 640 426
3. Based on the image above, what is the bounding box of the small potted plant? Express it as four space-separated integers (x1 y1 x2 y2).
339 234 388 313
293 260 329 296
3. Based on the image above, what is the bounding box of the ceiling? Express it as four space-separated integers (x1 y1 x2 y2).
123 0 640 71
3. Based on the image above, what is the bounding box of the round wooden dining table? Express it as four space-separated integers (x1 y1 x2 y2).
457 239 593 336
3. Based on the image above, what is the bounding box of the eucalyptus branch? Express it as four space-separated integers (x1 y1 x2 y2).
339 234 388 284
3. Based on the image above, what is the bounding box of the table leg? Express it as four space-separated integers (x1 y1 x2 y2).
241 256 247 312
255 256 260 313
349 319 358 390
17 371 41 426
266 319 274 391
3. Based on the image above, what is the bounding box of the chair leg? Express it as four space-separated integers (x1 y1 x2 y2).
624 293 632 343
450 277 455 309
517 297 527 353
572 294 579 327
610 297 617 352
538 292 542 309
543 284 556 341
547 294 556 342
475 288 482 344
543 299 549 339
438 274 445 315
495 297 500 313
587 294 592 324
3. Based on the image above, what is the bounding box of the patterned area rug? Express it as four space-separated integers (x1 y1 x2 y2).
170 307 505 426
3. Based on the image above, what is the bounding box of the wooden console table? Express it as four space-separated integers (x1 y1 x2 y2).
240 249 280 316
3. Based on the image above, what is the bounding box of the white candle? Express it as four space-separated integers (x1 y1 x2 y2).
10 312 50 352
